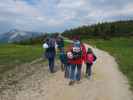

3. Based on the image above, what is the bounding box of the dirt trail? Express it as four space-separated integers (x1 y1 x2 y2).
0 44 133 100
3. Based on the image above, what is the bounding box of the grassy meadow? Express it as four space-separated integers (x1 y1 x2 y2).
0 44 43 76
83 37 133 90
0 40 70 77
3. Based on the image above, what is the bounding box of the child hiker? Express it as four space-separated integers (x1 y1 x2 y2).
59 48 69 78
56 35 65 71
86 48 97 79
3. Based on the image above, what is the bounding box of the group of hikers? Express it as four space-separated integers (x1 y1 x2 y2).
43 34 97 86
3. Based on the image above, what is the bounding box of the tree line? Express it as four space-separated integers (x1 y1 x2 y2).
62 20 133 40
15 20 133 45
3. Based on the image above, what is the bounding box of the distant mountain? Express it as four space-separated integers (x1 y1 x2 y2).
0 29 43 43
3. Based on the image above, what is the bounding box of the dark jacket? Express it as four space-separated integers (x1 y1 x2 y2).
45 38 56 59
57 37 64 49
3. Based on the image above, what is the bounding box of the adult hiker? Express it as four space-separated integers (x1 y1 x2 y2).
67 39 83 85
56 34 65 71
85 48 97 79
43 34 57 73
73 36 87 64
73 36 87 77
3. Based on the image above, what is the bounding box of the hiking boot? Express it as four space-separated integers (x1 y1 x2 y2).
69 81 75 86
50 69 56 73
76 80 81 84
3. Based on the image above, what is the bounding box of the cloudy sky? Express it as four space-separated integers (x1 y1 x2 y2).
0 0 133 33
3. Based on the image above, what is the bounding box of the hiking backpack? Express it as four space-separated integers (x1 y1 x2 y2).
71 46 82 60
46 38 56 52
86 53 94 64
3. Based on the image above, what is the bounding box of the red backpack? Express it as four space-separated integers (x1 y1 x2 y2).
86 53 94 64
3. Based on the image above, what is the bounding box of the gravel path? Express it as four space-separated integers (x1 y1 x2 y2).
0 44 133 100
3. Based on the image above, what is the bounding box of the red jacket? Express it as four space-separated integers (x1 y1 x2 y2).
67 44 87 65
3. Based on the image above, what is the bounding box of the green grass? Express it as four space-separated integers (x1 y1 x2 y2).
0 40 71 77
83 37 133 90
0 44 43 75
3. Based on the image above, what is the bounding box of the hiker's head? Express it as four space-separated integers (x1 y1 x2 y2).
74 40 80 47
87 48 92 53
72 36 80 41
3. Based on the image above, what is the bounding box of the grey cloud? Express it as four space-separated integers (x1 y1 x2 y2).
88 0 133 9
0 0 133 33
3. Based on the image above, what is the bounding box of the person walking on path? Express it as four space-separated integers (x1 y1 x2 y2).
67 40 84 85
43 35 57 73
59 48 69 78
85 48 97 79
56 35 65 71
73 36 87 64
73 37 87 78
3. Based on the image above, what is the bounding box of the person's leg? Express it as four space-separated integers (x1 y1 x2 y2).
76 64 82 81
88 63 92 77
51 57 55 73
69 64 76 85
65 64 70 78
48 57 55 73
70 64 76 80
86 63 89 76
60 50 64 71
67 64 70 78
61 62 64 71
48 58 52 73
64 64 68 78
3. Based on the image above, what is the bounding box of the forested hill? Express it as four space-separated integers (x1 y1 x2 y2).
62 20 133 39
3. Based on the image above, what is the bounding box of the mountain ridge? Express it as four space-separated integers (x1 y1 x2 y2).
0 29 43 43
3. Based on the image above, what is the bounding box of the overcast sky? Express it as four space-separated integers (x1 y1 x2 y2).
0 0 133 33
